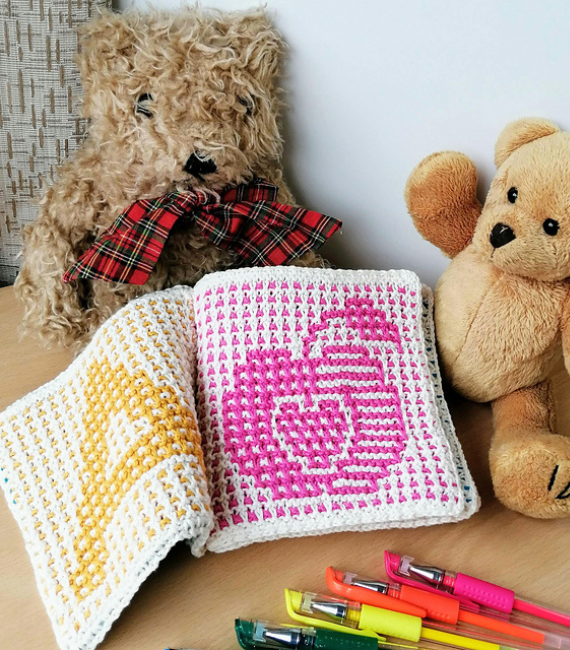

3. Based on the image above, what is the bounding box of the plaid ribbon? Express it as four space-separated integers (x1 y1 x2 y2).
62 179 342 285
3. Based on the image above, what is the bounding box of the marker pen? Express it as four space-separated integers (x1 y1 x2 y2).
236 619 380 650
384 552 570 629
284 589 513 650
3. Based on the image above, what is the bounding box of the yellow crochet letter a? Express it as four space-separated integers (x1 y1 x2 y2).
67 355 204 601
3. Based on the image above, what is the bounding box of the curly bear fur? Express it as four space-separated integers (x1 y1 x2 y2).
15 8 321 350
405 118 570 519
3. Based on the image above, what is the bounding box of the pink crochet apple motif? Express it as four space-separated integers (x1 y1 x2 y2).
222 297 408 500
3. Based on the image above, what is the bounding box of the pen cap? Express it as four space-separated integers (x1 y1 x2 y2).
359 605 422 642
399 584 460 624
236 619 261 650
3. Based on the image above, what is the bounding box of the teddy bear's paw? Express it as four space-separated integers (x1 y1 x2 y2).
547 462 570 499
404 151 482 258
491 433 570 518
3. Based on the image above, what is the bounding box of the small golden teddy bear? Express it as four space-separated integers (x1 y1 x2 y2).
406 117 570 518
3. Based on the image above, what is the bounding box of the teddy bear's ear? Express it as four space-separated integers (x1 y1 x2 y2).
75 10 138 116
494 118 560 167
217 9 285 84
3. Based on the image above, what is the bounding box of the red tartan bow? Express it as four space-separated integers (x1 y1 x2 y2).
62 179 342 285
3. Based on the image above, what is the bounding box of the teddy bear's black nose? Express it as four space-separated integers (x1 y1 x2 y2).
490 223 516 249
184 153 217 180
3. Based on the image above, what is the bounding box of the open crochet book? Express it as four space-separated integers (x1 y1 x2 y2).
0 267 478 650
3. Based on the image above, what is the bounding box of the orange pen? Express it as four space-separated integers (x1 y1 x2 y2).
325 568 545 646
325 567 427 618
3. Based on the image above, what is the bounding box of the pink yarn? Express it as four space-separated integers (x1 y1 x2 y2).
222 297 407 499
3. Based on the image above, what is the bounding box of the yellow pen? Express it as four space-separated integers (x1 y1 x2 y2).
284 590 516 650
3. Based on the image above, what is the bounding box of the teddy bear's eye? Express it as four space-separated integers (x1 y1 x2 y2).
543 219 560 236
135 93 154 118
237 95 253 116
507 187 518 203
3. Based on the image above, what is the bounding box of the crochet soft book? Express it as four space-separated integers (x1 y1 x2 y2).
0 267 478 650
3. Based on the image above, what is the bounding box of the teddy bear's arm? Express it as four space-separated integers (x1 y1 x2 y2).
14 151 106 348
404 151 483 258
560 288 570 376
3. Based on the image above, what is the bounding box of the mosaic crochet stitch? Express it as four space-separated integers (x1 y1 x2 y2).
15 7 324 351
195 268 479 552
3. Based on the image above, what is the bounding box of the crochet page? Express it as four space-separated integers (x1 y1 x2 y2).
193 267 478 554
0 287 214 650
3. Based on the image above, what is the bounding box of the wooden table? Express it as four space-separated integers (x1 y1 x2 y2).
0 284 569 650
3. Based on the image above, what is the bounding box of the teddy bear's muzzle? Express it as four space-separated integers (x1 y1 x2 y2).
490 223 516 248
184 152 217 181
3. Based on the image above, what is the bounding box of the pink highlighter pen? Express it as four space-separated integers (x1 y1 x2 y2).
384 552 570 630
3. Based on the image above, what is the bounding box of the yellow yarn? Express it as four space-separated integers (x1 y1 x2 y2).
67 356 203 599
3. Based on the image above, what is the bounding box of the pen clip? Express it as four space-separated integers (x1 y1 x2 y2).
284 589 385 640
325 567 427 619
384 551 480 612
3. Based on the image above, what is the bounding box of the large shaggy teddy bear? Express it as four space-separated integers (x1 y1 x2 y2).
405 118 570 519
15 8 322 349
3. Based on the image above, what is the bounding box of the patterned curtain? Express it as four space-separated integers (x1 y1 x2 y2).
0 0 111 286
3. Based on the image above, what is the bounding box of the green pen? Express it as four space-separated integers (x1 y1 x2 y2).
235 619 381 650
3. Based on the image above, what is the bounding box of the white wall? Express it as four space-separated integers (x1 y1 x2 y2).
114 0 570 286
